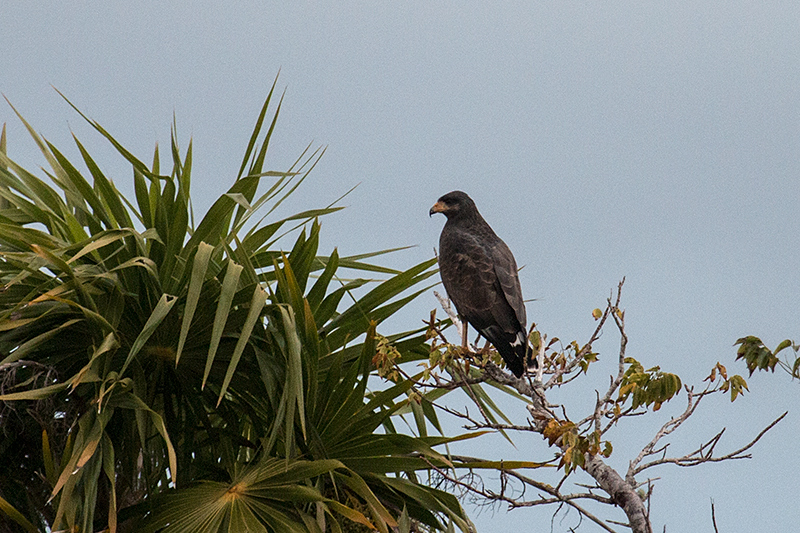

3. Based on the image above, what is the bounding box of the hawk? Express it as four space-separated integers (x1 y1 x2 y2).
430 191 530 377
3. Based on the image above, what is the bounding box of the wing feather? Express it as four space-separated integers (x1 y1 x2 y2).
491 241 527 328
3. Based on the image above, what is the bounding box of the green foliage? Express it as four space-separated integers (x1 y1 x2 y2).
735 335 800 379
541 420 612 475
704 362 750 401
723 374 750 402
0 86 471 533
618 358 682 411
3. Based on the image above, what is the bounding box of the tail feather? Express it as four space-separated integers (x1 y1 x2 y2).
488 332 529 378
478 326 533 378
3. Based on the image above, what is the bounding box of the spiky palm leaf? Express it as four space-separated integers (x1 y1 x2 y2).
0 82 473 533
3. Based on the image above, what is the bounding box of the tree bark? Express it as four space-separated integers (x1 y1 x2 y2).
584 455 651 533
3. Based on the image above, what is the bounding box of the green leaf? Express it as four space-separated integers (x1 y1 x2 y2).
203 260 243 389
73 134 134 228
217 284 268 406
279 305 307 454
774 339 793 354
238 76 279 180
67 228 140 264
0 318 83 366
55 89 160 179
176 242 213 365
0 495 38 533
120 293 178 375
321 258 437 349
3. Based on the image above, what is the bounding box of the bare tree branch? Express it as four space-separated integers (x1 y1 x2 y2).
628 383 710 478
412 279 784 533
428 456 619 533
635 412 786 472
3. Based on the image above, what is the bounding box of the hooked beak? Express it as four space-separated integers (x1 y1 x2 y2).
429 201 446 217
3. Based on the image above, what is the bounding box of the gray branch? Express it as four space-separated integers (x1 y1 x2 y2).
420 279 783 533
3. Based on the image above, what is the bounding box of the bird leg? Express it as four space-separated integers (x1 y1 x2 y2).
461 321 469 352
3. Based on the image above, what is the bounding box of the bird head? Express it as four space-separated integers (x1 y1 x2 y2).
429 191 477 219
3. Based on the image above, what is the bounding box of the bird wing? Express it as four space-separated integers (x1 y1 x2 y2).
439 227 525 333
491 240 527 329
438 229 498 328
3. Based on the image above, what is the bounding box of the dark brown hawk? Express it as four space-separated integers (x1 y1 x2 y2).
430 191 530 377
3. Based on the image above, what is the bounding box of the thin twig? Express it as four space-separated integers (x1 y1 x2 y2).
430 456 618 533
628 384 708 477
636 412 786 473
711 499 719 533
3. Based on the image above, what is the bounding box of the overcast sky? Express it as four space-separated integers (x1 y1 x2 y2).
2 2 799 531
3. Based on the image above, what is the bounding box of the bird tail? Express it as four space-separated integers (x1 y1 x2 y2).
506 351 526 378
495 337 527 378
480 327 530 378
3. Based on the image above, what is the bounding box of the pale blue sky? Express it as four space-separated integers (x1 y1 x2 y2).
2 2 799 531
